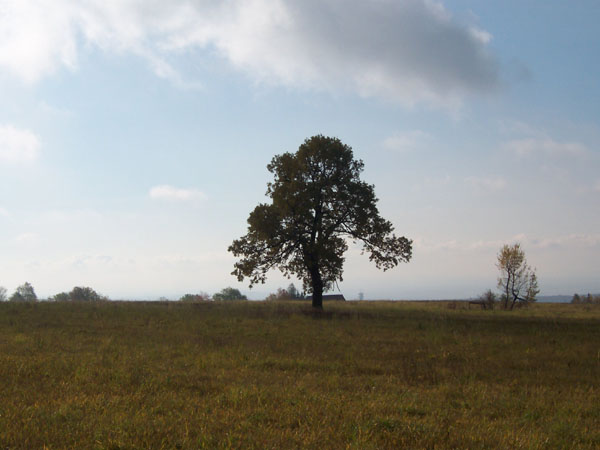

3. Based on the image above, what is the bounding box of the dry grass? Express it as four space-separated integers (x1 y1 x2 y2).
0 300 599 448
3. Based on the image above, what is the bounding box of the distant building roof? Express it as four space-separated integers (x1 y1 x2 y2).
307 294 346 301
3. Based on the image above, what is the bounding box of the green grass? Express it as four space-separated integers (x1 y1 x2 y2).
1 300 599 448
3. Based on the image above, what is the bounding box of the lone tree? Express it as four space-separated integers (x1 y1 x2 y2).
496 243 539 310
229 135 412 308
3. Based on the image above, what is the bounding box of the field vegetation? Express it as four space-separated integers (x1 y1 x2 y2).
1 300 599 448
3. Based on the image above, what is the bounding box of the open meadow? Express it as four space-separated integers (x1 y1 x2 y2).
1 300 599 449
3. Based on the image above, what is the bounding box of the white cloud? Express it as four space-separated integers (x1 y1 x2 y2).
149 185 206 202
0 0 77 83
502 137 588 158
14 232 40 245
0 125 40 163
0 0 499 106
0 207 9 217
465 175 506 192
383 130 431 152
469 27 492 44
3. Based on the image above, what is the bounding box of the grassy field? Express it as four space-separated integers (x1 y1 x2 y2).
0 300 599 449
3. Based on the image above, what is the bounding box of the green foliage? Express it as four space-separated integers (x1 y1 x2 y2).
9 282 37 302
496 243 539 310
0 286 6 301
179 292 211 302
0 301 598 448
54 286 106 302
230 135 412 308
213 287 247 301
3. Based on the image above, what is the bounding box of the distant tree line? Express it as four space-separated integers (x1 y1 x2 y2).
0 283 108 302
0 283 253 303
571 293 600 304
178 287 247 302
53 286 107 302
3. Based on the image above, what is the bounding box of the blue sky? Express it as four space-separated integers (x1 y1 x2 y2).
0 0 598 300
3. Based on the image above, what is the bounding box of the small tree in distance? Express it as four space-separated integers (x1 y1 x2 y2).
286 283 303 299
497 243 539 310
213 287 247 301
265 283 304 301
229 135 412 309
0 286 7 301
480 289 497 310
10 282 37 302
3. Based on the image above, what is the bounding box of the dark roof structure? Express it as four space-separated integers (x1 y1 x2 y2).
307 294 346 301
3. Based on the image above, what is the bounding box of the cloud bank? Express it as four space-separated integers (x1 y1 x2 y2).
0 0 499 106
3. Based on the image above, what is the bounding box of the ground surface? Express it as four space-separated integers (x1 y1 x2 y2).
0 300 599 449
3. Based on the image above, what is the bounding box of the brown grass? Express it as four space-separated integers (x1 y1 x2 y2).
0 300 599 448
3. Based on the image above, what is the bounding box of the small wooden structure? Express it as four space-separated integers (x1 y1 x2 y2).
468 300 492 310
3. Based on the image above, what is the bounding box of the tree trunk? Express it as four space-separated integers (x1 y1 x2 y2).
310 265 324 309
503 273 511 310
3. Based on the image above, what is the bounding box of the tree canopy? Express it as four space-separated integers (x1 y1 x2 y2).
229 135 412 308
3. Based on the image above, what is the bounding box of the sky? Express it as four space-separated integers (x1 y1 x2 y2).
0 0 599 300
